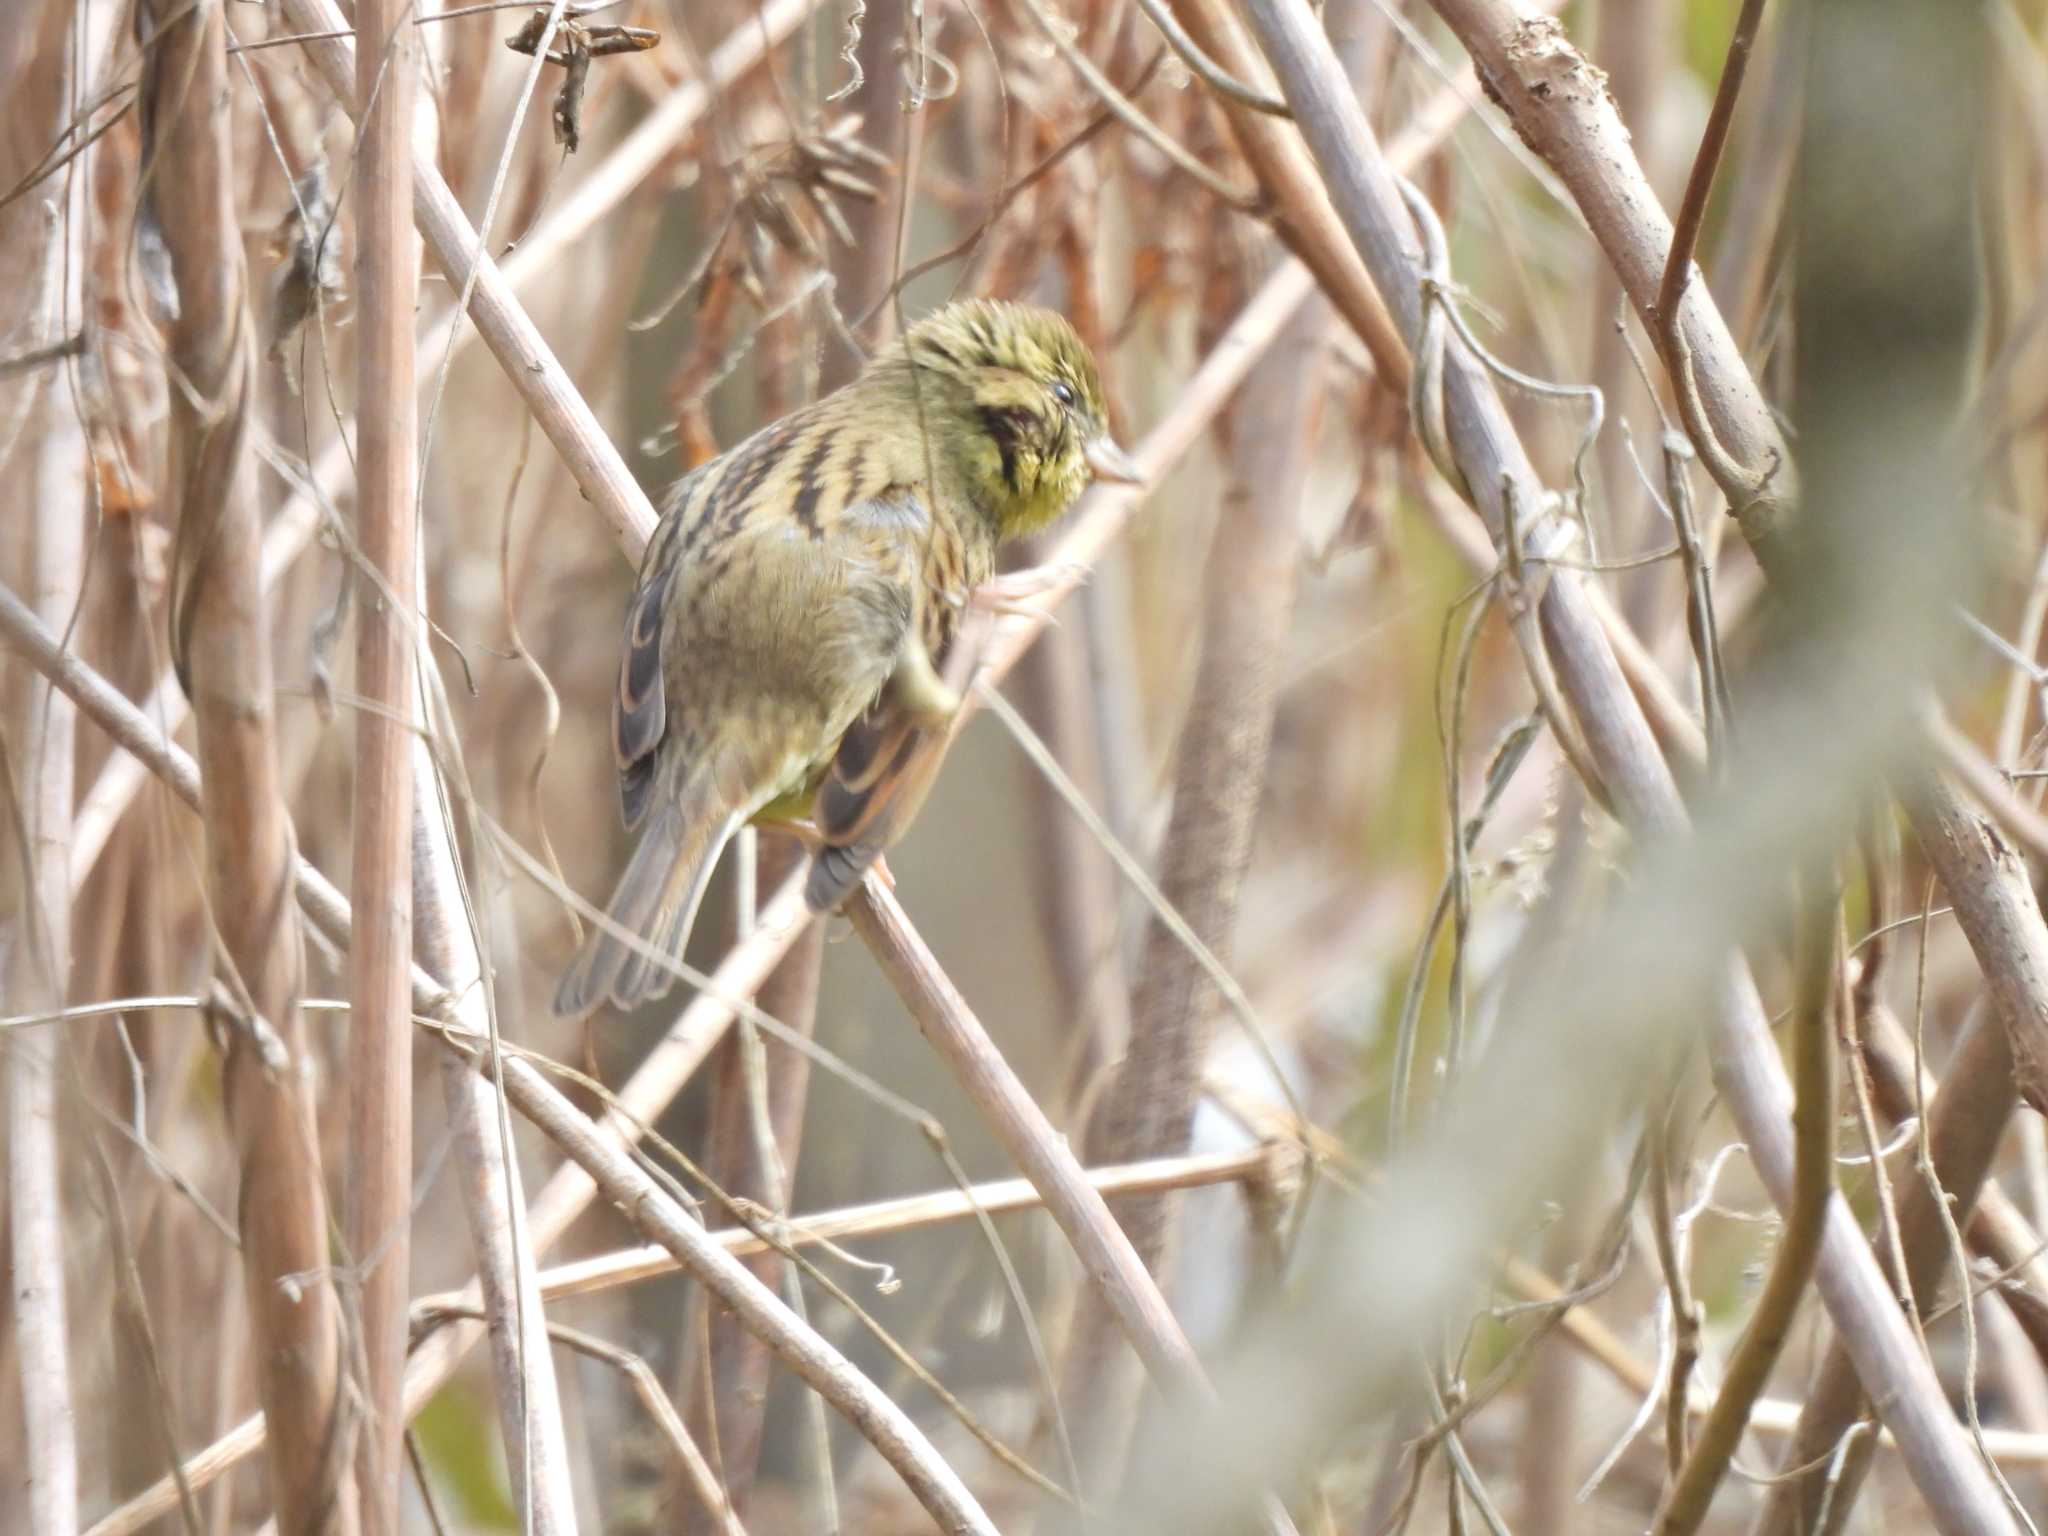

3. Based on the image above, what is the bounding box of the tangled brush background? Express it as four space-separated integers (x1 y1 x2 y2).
1 0 2042 1532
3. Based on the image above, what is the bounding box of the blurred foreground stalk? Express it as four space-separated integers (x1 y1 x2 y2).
1113 0 2004 1527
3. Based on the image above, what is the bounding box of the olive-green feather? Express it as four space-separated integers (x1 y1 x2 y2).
553 301 1121 1020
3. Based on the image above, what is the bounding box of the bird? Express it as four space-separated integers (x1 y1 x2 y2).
552 299 1140 1019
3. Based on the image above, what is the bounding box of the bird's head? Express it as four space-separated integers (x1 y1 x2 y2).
878 300 1141 539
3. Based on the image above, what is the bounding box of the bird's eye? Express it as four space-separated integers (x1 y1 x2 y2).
1051 380 1077 408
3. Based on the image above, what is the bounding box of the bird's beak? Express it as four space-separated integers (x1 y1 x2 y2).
1085 434 1144 485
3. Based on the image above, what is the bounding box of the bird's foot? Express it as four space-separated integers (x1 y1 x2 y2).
972 563 1084 619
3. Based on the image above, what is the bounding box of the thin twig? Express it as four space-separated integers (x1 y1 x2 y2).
1131 0 1288 114
846 878 1303 1536
439 1146 1282 1304
1422 0 1795 554
1654 884 1836 1535
1010 0 1260 208
484 1054 999 1534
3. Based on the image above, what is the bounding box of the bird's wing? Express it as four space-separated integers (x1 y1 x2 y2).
614 510 686 831
613 419 810 830
616 467 965 913
804 489 969 912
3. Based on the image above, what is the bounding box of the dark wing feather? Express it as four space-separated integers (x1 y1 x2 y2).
806 706 950 911
614 539 676 831
803 486 969 912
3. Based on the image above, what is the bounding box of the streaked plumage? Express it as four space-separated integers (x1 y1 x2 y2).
554 300 1137 1019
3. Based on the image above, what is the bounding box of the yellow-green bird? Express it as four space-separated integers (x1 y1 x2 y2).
553 300 1138 1019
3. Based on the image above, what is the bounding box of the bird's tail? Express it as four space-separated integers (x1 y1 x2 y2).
552 780 741 1021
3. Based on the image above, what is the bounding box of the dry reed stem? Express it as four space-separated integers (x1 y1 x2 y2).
1240 0 2014 1526
5 11 101 1528
1751 781 2048 1533
414 720 577 1530
484 1049 1001 1534
680 834 822 1530
1654 894 1835 1535
1164 0 1408 386
848 878 1211 1398
448 1145 1282 1304
138 0 356 1529
10 463 82 1536
426 969 580 1528
278 0 661 550
845 878 1301 1536
1423 0 1794 558
346 0 420 1523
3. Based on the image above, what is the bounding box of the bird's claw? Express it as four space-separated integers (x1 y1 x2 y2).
972 563 1084 619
